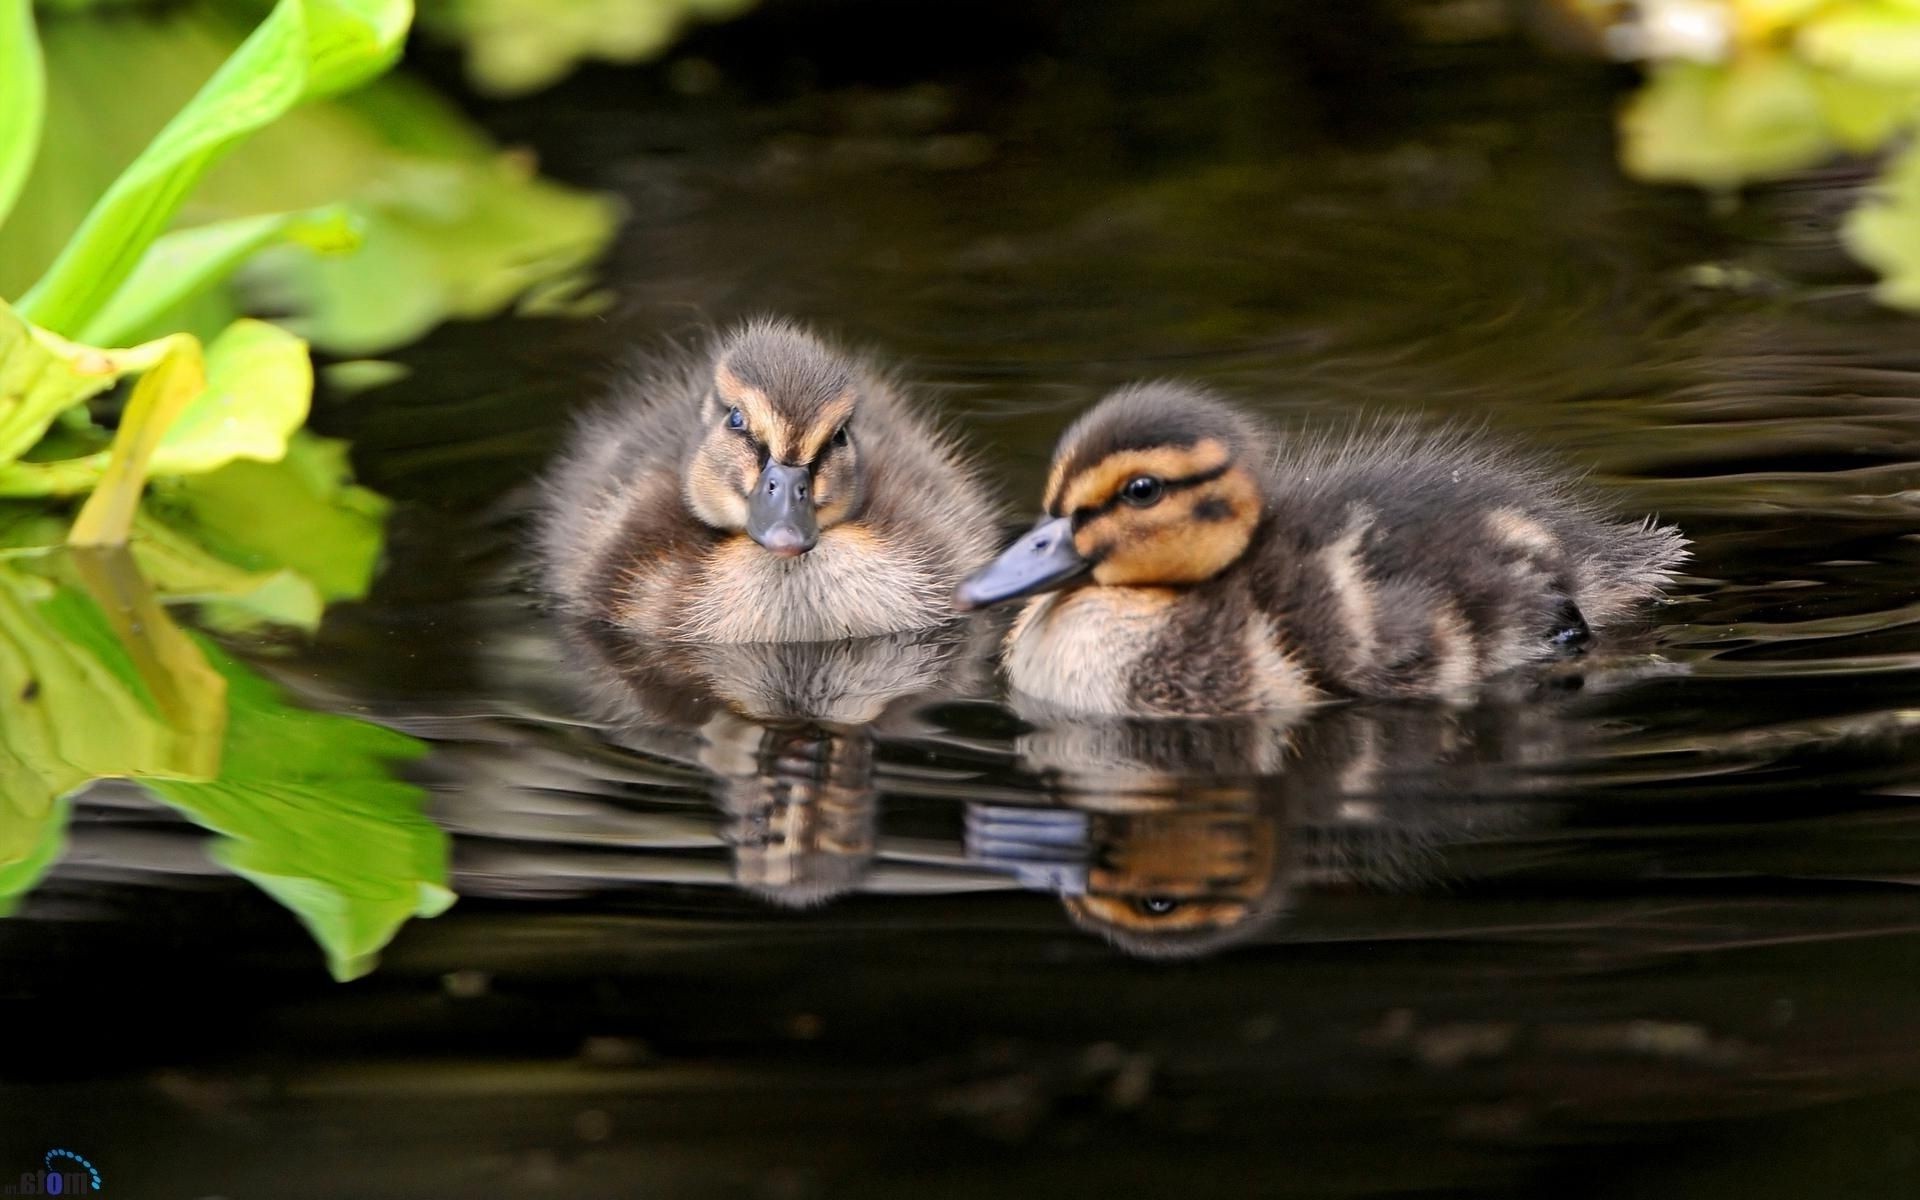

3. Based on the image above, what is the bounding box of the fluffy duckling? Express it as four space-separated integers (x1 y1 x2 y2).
956 384 1687 717
539 319 1000 642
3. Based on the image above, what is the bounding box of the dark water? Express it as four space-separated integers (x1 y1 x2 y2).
10 3 1920 1196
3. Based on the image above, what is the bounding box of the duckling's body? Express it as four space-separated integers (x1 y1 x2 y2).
959 385 1687 717
539 319 999 642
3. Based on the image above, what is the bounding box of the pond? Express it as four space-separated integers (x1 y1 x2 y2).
7 3 1920 1196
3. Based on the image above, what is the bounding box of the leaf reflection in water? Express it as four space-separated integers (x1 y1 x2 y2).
0 541 451 979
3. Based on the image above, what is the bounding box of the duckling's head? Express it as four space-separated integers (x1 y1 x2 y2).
684 320 869 557
956 383 1267 608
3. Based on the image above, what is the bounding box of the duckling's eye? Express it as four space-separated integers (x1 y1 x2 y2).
1121 476 1164 507
725 407 746 431
831 425 850 448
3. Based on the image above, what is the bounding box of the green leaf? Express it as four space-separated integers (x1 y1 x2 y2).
1621 57 1837 189
1806 68 1920 150
0 0 45 230
128 509 325 632
70 334 207 547
0 546 227 887
1798 2 1920 86
17 0 412 336
0 295 172 468
1844 138 1920 307
6 12 617 356
78 206 360 349
419 0 757 96
0 317 314 498
148 646 452 982
151 429 388 604
246 76 621 354
0 543 448 978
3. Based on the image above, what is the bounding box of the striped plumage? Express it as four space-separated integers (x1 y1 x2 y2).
958 383 1688 718
538 318 1000 643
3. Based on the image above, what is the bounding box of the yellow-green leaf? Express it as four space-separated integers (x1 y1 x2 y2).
1622 56 1835 188
78 207 361 349
0 0 45 229
69 334 206 547
17 0 412 336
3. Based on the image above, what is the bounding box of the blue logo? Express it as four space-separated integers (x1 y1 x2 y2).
4 1150 101 1195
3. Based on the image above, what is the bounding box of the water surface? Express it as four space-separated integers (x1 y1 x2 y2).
7 4 1920 1197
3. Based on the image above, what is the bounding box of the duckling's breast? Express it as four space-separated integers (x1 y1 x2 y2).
672 525 954 643
1004 586 1322 718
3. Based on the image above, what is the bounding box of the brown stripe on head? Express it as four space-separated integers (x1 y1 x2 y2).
1043 381 1267 515
1059 439 1232 517
714 360 787 453
1068 457 1262 587
715 318 864 463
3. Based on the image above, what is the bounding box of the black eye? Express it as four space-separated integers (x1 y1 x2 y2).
726 407 746 431
1136 896 1182 916
1121 476 1164 507
831 426 849 448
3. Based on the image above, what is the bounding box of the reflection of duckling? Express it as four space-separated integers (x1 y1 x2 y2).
957 384 1688 717
559 618 988 907
974 699 1571 959
539 318 999 642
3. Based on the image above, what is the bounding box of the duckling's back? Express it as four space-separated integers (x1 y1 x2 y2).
1251 419 1686 697
535 353 714 624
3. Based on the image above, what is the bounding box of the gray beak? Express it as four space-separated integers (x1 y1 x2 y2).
954 515 1089 611
747 462 819 557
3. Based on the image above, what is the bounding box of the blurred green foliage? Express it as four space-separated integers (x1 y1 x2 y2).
1582 0 1920 309
0 0 497 976
419 0 756 96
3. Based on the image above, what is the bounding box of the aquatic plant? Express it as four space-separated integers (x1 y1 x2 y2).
1575 0 1920 309
0 0 472 978
418 0 757 96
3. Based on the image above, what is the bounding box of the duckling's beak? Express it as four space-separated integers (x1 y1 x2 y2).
747 462 819 557
955 515 1088 611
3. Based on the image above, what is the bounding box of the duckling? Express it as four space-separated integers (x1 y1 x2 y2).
538 318 1000 642
955 383 1687 717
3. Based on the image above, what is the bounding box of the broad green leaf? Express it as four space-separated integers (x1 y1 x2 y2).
0 296 171 467
17 0 412 336
1798 4 1920 85
1807 68 1920 150
0 546 226 882
148 647 452 982
69 334 206 547
0 318 313 497
0 543 446 978
1621 56 1836 188
7 12 617 355
79 207 360 349
152 429 388 603
0 799 66 916
0 0 45 229
419 0 756 96
1844 138 1920 307
128 509 324 631
243 76 621 354
150 318 310 475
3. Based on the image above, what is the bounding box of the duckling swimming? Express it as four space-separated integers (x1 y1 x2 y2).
955 384 1687 717
538 319 1000 642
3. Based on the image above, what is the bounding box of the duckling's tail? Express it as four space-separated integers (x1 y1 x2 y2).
1574 516 1690 627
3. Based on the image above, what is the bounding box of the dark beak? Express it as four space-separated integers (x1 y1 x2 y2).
954 515 1089 611
747 462 819 557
